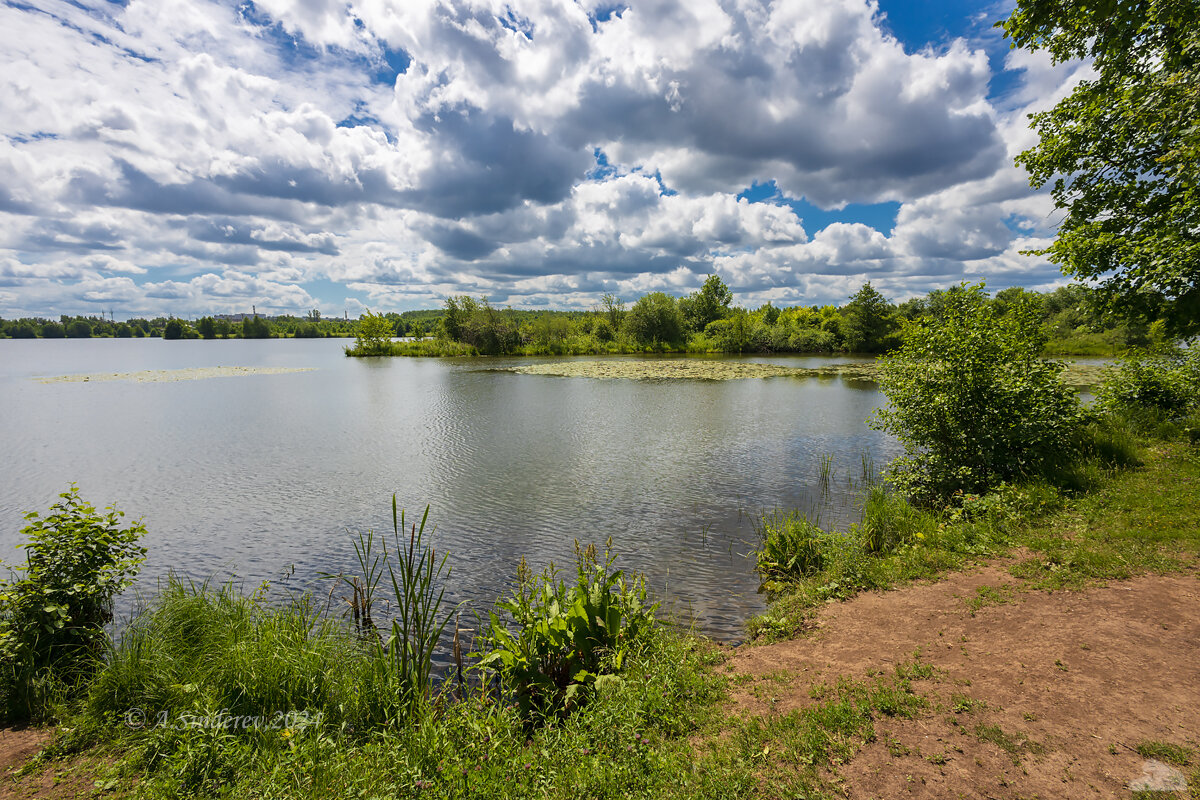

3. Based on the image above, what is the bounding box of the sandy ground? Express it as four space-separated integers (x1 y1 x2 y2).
35 366 315 384
728 561 1200 798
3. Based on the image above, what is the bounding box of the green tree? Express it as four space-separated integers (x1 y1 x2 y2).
10 322 37 339
41 322 65 339
352 310 396 355
622 292 684 346
196 317 216 340
163 319 184 340
1003 0 1200 336
871 284 1082 502
841 282 899 353
679 274 733 333
599 293 626 331
65 319 91 338
0 486 146 721
242 316 271 339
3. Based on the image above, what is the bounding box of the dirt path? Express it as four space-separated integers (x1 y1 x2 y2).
727 561 1200 798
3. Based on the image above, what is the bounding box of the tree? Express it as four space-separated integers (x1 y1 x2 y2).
196 317 216 340
871 284 1082 503
241 316 271 339
351 310 396 355
65 320 91 339
599 293 626 331
679 274 733 333
841 282 899 353
163 319 184 340
1003 0 1200 336
41 322 65 339
621 292 684 346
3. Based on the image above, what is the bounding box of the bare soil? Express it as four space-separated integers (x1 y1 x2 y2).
727 561 1200 798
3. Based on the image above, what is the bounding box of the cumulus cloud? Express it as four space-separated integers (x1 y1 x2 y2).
0 0 1084 316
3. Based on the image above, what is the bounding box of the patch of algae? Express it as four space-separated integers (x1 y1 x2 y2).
37 366 316 384
505 360 876 381
506 358 1107 388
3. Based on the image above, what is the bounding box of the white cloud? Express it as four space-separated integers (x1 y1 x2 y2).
0 0 1086 316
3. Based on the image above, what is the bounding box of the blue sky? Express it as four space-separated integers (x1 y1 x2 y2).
0 0 1088 317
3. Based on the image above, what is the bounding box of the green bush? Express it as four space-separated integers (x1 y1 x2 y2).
1 486 146 721
477 544 656 726
871 284 1083 503
1096 347 1199 422
347 310 395 355
621 292 684 347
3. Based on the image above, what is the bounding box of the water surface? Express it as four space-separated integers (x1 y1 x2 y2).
0 339 898 640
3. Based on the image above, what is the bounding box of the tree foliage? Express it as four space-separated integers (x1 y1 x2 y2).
679 274 733 333
841 282 899 353
871 284 1083 503
622 292 685 346
1003 0 1200 336
352 310 396 356
0 486 146 721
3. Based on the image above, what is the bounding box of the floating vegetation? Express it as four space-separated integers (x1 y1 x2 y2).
503 360 877 382
36 366 316 384
502 358 1106 387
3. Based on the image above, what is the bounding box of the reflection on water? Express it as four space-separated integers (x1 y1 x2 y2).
0 339 898 641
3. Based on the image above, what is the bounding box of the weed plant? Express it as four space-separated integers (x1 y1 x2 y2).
0 486 146 722
477 542 657 727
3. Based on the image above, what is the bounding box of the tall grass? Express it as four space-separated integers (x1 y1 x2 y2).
88 577 393 736
66 557 744 798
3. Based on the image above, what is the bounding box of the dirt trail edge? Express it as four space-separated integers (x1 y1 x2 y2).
726 562 1200 799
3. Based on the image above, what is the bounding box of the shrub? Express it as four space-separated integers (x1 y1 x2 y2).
1 486 147 722
871 284 1083 503
1096 346 1199 421
621 292 684 347
347 310 395 356
477 544 656 726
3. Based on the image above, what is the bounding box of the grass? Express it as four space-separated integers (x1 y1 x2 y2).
35 577 756 799
749 434 1200 641
1136 740 1195 767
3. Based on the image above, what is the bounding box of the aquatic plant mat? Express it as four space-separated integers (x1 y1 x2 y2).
36 367 315 384
504 359 1107 387
505 359 877 381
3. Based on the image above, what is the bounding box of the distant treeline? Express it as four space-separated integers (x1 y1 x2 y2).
2 280 1166 356
0 311 357 340
350 279 1168 358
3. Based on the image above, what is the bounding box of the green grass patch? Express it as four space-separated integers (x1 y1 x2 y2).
750 432 1199 640
38 574 761 799
973 722 1044 766
1010 442 1200 590
1135 740 1194 767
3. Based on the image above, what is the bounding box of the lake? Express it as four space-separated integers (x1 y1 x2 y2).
0 338 899 641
